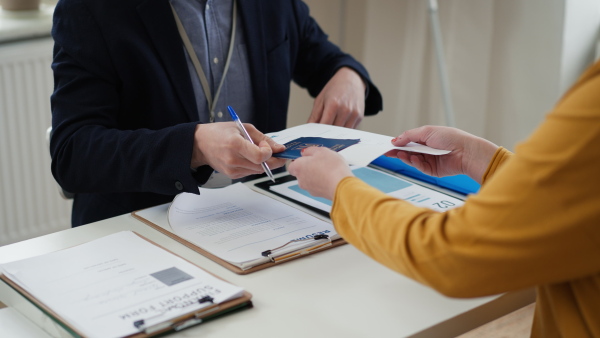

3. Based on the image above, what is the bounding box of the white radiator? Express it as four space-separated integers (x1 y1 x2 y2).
0 38 71 246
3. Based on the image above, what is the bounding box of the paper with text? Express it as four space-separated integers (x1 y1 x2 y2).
0 231 245 338
270 166 464 213
267 123 450 166
168 183 338 269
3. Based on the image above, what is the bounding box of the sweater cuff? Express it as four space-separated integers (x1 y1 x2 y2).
331 176 361 216
481 147 513 184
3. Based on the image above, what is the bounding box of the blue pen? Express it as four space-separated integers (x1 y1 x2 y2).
227 106 275 182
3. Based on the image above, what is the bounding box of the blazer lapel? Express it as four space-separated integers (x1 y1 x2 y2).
238 0 269 131
136 0 198 122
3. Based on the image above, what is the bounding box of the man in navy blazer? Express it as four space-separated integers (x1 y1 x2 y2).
50 0 383 227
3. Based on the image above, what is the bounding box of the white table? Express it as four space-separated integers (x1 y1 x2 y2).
0 210 534 338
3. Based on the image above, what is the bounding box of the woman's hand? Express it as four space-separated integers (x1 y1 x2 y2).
287 147 353 200
386 125 499 184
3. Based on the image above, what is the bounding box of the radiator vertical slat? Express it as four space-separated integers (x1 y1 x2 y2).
34 59 52 234
2 64 22 243
0 65 4 238
28 61 42 234
0 64 15 243
10 62 31 241
29 61 42 238
28 61 45 239
17 62 35 239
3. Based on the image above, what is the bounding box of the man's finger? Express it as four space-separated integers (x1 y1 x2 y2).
261 136 285 153
331 107 350 127
244 123 285 153
318 102 337 125
344 113 361 128
236 138 268 165
308 98 324 123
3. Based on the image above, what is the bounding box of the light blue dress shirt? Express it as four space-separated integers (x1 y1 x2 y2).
170 0 255 124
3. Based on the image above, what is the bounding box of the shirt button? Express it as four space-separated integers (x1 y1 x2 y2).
175 181 183 191
217 111 223 118
206 4 210 10
213 57 219 64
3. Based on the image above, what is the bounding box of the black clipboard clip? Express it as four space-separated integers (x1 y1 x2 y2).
133 295 219 334
261 234 332 263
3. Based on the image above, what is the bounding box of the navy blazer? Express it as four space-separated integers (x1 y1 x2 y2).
50 0 383 227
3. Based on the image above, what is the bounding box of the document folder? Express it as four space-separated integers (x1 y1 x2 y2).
0 232 253 337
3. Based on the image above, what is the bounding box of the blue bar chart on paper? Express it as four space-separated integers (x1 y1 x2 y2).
270 166 465 213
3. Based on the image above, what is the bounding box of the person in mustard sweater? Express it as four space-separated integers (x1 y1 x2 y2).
287 60 600 337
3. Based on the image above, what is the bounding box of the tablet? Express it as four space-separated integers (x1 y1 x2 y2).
253 166 467 217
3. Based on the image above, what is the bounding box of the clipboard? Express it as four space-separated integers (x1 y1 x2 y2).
0 232 253 338
131 204 346 275
132 171 347 275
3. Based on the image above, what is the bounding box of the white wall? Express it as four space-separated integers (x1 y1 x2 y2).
482 0 564 147
290 0 600 150
560 0 600 93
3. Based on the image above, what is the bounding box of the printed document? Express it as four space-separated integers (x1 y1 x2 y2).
168 183 338 269
270 166 465 213
0 231 245 338
267 123 450 166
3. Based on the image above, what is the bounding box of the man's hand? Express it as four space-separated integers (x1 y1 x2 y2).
191 122 287 179
308 67 366 129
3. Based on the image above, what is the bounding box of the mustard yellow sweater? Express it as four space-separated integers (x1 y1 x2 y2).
332 62 600 337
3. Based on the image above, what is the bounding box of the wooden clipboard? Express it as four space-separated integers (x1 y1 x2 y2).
0 232 253 338
131 210 346 275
